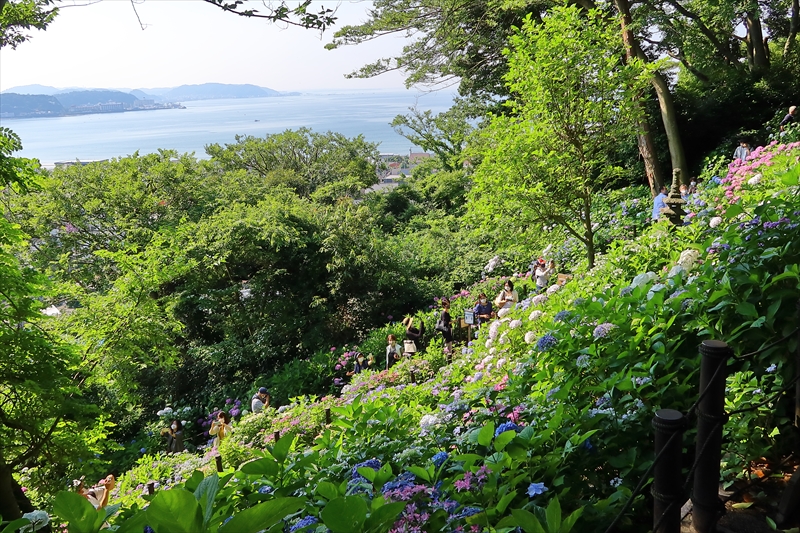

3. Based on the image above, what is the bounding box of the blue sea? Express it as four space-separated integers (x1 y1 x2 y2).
0 90 456 166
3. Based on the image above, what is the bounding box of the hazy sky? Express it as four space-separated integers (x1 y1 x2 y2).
0 0 410 92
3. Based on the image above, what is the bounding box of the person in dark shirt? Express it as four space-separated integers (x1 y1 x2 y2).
780 106 797 131
473 293 493 327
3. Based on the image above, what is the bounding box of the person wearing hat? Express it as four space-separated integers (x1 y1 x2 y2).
251 387 270 414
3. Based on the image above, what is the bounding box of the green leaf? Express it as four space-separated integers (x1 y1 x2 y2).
494 430 516 452
724 203 743 218
374 462 393 488
560 506 584 533
194 473 219 527
240 457 280 477
478 422 495 447
185 469 205 492
1 519 32 533
357 467 377 483
496 490 518 513
321 496 369 533
545 496 563 533
146 489 203 533
272 433 294 463
736 301 758 318
511 509 546 533
53 491 104 533
780 165 800 186
219 497 305 533
114 511 149 533
766 516 777 530
316 481 340 501
731 502 754 509
407 466 431 483
363 501 407 533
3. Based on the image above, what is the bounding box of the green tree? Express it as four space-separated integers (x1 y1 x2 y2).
326 0 549 108
470 5 653 269
391 101 476 172
0 0 56 49
205 128 380 198
0 130 106 520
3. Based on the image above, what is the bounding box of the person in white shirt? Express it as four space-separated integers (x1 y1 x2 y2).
535 260 555 292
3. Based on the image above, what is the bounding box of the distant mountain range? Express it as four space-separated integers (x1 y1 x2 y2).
0 83 299 118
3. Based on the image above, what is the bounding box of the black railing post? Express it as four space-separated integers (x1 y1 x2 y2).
325 407 331 424
215 455 223 472
692 340 731 533
652 409 686 533
274 430 281 443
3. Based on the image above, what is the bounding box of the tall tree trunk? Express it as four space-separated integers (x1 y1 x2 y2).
0 461 22 521
786 0 800 57
746 12 770 71
615 0 666 195
650 72 689 182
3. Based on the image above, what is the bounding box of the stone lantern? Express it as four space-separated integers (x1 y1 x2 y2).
661 168 686 226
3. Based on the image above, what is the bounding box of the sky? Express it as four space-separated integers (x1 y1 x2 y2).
0 0 410 92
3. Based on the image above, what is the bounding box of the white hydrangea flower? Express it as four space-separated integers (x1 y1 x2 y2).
747 173 761 186
499 332 509 344
531 294 549 306
488 320 502 339
524 331 536 344
509 319 522 329
529 310 544 321
485 339 493 349
667 265 685 279
677 249 701 271
546 284 560 295
21 510 49 533
497 307 511 318
709 216 723 228
631 272 657 288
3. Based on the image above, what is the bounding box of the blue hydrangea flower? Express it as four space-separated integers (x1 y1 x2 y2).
453 506 483 519
351 459 382 481
553 310 571 323
495 422 521 436
289 515 319 533
140 447 147 454
766 364 777 373
381 471 416 494
620 286 633 297
527 482 548 497
432 451 449 468
258 485 274 494
143 527 155 533
536 334 557 351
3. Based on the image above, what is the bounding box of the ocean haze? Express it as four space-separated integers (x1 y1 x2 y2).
1 90 456 165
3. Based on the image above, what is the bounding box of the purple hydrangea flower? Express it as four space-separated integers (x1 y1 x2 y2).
593 323 616 339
